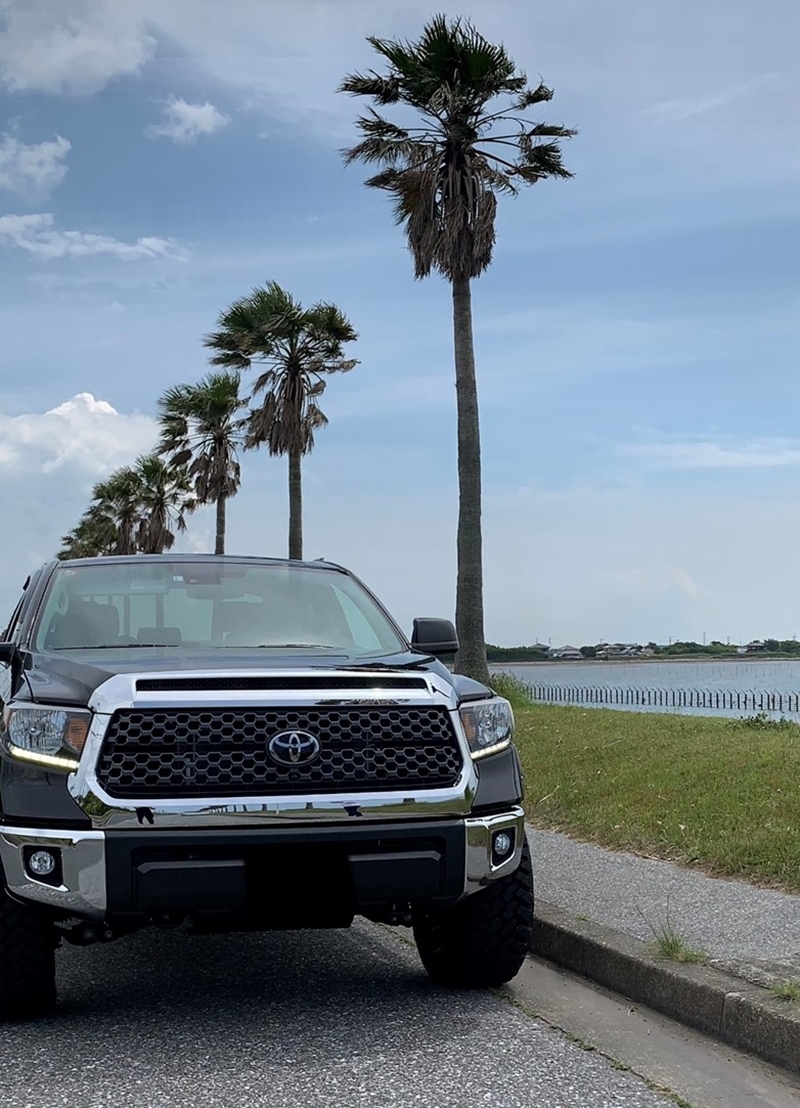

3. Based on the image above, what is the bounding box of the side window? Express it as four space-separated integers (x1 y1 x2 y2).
1 597 24 643
2 575 31 643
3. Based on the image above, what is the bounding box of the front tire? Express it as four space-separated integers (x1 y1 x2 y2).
413 838 533 987
0 886 56 1020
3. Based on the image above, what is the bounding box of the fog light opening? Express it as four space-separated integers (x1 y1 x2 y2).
28 850 57 877
492 830 514 864
24 847 62 885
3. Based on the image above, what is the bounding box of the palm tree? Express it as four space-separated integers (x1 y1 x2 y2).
90 467 142 555
157 371 246 555
340 16 575 681
205 282 358 559
57 509 117 560
133 454 195 554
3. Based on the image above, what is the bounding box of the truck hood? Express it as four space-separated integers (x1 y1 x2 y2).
21 648 464 708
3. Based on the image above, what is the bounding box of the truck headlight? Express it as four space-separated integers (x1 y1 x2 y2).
459 698 514 760
2 705 91 772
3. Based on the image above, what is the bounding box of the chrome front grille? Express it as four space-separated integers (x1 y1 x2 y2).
95 705 463 798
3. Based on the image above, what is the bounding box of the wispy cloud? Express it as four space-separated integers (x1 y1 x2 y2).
0 132 71 197
620 435 800 470
642 76 780 123
0 213 186 260
612 565 705 599
146 96 230 144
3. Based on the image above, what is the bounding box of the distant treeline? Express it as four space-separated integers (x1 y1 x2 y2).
487 639 800 662
486 645 552 661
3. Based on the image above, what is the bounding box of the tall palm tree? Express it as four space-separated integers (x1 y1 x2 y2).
133 454 195 554
157 371 246 555
340 16 575 681
205 282 358 560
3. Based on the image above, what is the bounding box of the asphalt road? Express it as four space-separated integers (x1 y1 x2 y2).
0 922 677 1108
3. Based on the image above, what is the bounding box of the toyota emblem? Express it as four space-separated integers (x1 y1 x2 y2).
267 730 321 767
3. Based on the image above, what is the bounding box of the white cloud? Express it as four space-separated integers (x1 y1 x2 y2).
0 392 156 475
0 132 70 197
146 96 230 144
0 213 186 260
0 0 155 94
620 437 800 470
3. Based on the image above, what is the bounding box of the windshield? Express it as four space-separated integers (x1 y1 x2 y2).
33 560 405 658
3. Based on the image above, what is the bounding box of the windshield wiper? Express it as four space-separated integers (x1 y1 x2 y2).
51 643 181 650
253 643 343 650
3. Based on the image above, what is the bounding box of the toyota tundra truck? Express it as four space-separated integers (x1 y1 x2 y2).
0 554 532 1018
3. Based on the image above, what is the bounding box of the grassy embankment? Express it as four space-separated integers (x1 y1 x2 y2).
491 676 800 891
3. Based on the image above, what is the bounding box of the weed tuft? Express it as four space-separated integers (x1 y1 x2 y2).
488 672 534 711
769 979 800 1003
637 904 707 964
732 711 797 731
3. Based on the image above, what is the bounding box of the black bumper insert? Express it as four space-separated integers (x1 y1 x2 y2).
105 821 466 923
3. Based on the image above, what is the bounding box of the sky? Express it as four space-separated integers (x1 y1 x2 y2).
0 0 798 648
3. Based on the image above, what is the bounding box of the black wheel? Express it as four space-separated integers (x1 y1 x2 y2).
413 838 534 987
0 886 56 1020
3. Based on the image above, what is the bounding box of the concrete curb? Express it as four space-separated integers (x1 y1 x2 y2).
532 900 800 1075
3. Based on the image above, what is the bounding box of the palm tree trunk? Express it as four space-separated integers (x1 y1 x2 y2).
288 448 303 559
452 275 489 684
215 494 226 555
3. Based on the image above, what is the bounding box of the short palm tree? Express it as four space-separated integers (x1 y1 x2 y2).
340 16 575 681
205 281 358 560
90 467 142 555
57 509 117 560
158 371 246 555
133 454 195 554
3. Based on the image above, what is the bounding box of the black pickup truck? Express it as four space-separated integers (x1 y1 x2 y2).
0 554 532 1018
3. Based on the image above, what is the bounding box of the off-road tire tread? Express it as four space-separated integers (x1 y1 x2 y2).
413 837 534 987
0 887 56 1020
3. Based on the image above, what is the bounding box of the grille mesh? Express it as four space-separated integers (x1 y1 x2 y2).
96 706 462 798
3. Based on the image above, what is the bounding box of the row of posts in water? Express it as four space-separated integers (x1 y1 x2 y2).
523 684 800 714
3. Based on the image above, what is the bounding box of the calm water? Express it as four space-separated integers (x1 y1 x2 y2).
492 659 800 718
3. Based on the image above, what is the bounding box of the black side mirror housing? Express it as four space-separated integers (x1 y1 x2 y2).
0 643 17 667
410 618 459 658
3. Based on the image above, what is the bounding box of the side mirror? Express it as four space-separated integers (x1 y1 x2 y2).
411 618 458 658
0 643 17 667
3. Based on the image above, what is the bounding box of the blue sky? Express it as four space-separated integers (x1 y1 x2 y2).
0 0 798 646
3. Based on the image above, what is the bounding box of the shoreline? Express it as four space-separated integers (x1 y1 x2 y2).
490 655 800 666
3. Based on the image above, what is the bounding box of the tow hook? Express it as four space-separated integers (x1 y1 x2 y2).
62 922 115 946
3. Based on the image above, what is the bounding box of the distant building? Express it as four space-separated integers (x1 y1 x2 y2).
596 642 652 659
549 645 584 660
744 640 766 654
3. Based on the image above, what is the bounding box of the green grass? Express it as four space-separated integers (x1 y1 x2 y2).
509 695 800 890
769 979 800 1003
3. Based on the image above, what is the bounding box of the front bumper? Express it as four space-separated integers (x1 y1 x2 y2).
0 809 525 921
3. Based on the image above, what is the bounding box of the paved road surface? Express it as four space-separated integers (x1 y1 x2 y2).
0 922 678 1108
